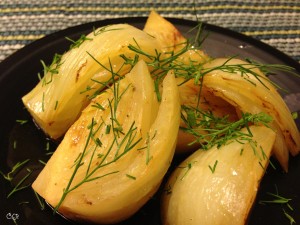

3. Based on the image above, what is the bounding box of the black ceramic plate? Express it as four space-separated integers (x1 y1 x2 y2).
0 17 299 225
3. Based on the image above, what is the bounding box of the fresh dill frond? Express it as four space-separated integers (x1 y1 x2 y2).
93 25 123 36
208 160 218 173
145 133 153 165
7 169 33 198
85 51 126 100
39 53 63 86
291 112 298 120
181 106 273 150
123 38 197 100
0 159 30 182
16 119 28 125
65 34 93 49
283 208 296 225
178 161 195 180
187 20 208 48
34 190 45 210
126 174 136 180
259 185 296 225
245 58 300 78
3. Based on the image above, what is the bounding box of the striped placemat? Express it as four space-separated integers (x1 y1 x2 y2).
1 0 300 63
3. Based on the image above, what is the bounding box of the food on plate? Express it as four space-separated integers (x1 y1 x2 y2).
203 58 300 170
161 125 276 225
22 23 163 139
25 11 299 225
177 58 300 171
143 10 186 52
32 60 180 224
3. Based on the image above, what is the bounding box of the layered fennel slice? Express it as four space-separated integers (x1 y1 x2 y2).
176 57 300 171
32 60 181 224
162 125 276 225
143 10 186 52
201 58 300 170
22 24 162 139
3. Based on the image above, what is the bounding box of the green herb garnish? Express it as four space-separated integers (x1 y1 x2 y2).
259 185 296 225
7 169 33 198
181 107 272 150
208 160 218 173
0 159 30 182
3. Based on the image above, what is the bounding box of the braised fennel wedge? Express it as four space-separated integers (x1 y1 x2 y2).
32 60 180 224
22 24 163 139
162 125 276 225
177 58 300 171
201 58 300 171
143 10 186 53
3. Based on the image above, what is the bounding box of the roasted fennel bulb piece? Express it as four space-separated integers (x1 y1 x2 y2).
143 10 186 52
201 58 300 170
176 57 300 170
144 10 209 63
162 125 276 225
22 24 162 139
32 60 180 224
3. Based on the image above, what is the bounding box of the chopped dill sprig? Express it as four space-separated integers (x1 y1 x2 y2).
7 168 33 198
18 201 29 205
122 39 192 101
16 119 28 125
145 133 153 165
85 51 127 100
292 112 298 120
137 131 159 165
80 85 94 94
260 192 292 205
127 39 191 80
93 25 123 36
91 102 105 110
38 160 46 165
34 190 45 210
66 34 93 49
259 185 296 225
178 161 195 180
39 53 63 86
187 21 208 48
54 100 58 110
208 160 218 173
119 53 139 70
283 209 296 225
245 58 300 78
45 141 50 151
0 159 30 182
45 151 54 156
181 106 273 150
42 92 45 112
126 174 136 180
